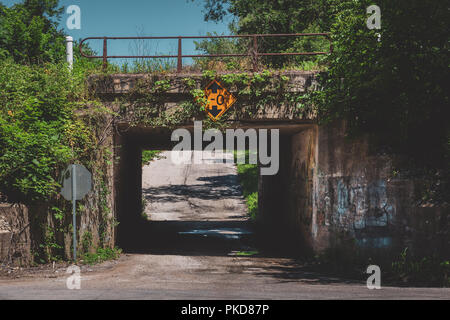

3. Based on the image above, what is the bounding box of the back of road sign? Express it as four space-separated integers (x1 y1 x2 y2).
60 164 92 201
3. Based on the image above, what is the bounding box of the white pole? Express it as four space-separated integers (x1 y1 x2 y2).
66 36 74 71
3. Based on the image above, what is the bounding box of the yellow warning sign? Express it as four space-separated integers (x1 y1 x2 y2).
204 80 236 121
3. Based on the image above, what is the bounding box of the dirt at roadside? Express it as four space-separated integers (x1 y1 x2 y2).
0 254 127 280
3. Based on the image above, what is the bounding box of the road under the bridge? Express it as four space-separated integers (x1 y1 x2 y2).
0 151 449 299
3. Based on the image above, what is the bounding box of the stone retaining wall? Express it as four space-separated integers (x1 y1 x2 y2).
0 203 31 266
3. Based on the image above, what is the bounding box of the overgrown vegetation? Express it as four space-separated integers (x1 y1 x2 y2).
314 243 450 287
121 59 176 74
0 0 65 64
0 54 119 263
114 69 314 132
390 248 449 287
0 0 118 264
0 60 86 202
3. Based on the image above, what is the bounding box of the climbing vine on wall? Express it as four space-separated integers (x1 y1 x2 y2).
112 69 318 131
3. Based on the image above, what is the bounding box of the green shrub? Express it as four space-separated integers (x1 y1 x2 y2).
390 248 450 287
80 247 122 265
0 60 81 202
141 150 163 166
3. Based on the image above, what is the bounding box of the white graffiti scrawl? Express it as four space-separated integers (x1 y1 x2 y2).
334 179 394 230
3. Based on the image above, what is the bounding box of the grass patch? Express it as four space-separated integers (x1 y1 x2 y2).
142 150 164 166
233 150 258 220
235 250 259 256
389 248 450 287
80 247 122 265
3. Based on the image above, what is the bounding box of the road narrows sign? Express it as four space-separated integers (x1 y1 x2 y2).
204 80 236 121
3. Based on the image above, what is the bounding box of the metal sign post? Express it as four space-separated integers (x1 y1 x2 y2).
71 164 77 261
61 164 92 262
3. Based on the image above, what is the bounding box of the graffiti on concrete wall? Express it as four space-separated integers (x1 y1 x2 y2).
320 177 395 235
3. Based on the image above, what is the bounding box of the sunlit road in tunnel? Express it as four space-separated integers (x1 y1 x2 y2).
142 151 248 222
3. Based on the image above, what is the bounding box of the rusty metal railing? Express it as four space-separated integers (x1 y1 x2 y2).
79 33 332 72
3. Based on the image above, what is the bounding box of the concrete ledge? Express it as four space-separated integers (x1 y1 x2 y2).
88 71 320 123
88 70 320 96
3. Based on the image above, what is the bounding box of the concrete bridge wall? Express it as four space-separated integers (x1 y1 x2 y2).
259 121 448 257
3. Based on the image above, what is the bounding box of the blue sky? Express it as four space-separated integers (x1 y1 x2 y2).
2 0 232 62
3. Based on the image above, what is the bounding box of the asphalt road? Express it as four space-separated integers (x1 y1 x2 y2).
0 151 449 300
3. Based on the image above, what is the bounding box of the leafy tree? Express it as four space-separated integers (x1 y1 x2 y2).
192 0 334 67
0 60 88 203
0 0 65 64
0 0 106 203
198 0 333 32
315 0 449 202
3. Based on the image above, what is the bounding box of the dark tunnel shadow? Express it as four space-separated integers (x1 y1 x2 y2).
135 174 304 258
121 216 314 261
122 219 363 286
120 219 256 256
